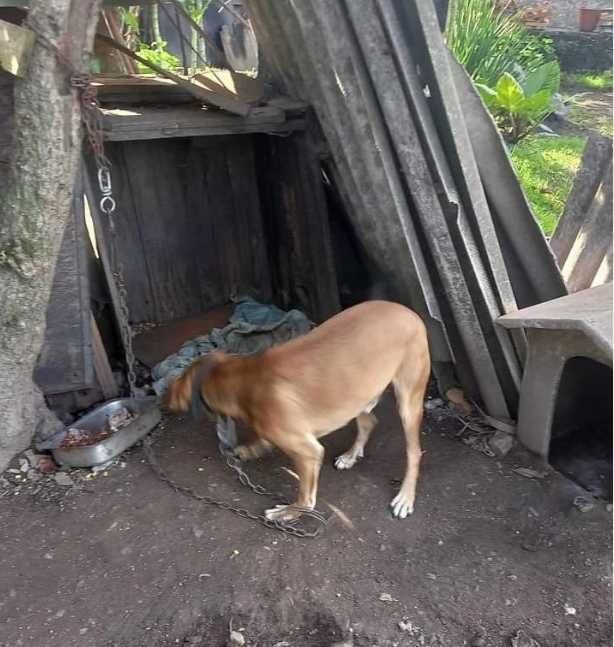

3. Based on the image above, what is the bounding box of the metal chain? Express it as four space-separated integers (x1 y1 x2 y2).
96 166 138 396
143 430 328 538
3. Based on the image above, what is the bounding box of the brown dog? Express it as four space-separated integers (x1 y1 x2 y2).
164 301 431 521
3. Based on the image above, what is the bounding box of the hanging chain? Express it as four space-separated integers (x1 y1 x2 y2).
95 164 138 396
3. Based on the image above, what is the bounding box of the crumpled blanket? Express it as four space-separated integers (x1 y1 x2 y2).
152 297 312 397
153 297 312 450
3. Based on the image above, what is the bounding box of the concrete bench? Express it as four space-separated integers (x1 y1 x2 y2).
497 283 613 457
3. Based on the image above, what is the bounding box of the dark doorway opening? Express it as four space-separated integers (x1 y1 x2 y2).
549 357 613 500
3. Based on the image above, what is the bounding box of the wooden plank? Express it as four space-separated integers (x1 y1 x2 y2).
551 133 613 267
90 312 118 399
86 136 274 326
95 33 251 116
0 17 34 77
226 136 272 302
295 124 340 320
100 104 295 141
34 168 95 394
121 139 206 322
0 69 14 185
254 129 339 322
83 154 139 354
564 162 613 293
193 69 264 104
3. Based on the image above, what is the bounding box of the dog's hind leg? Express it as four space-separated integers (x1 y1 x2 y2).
334 412 377 470
265 433 324 523
390 351 430 519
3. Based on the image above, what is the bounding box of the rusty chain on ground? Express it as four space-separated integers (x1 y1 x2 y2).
27 20 328 538
143 428 329 538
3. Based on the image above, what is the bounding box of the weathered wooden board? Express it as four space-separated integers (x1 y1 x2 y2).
86 136 272 324
101 104 301 141
255 127 340 322
90 312 118 399
0 17 34 77
551 132 614 293
34 171 94 394
96 33 251 116
0 69 14 187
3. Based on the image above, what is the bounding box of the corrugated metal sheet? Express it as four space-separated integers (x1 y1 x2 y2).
245 0 567 418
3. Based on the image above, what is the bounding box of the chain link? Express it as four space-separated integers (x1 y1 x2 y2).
143 430 328 538
95 166 138 396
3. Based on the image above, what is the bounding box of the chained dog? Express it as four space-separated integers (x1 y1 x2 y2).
164 301 431 522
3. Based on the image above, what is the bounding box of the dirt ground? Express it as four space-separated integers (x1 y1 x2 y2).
0 395 611 647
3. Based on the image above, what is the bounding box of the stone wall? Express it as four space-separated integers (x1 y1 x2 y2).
516 0 611 31
541 29 613 72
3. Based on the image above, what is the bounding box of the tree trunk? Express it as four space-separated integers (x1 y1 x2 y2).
0 0 102 472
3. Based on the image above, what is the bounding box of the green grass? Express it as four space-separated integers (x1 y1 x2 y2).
562 70 613 91
510 135 587 235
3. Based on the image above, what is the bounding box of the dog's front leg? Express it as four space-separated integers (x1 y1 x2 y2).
265 434 324 523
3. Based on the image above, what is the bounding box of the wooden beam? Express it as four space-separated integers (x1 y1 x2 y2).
0 17 34 77
90 311 119 399
100 104 304 141
95 32 251 116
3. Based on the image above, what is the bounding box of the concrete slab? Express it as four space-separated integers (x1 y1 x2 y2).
498 284 612 457
498 283 612 362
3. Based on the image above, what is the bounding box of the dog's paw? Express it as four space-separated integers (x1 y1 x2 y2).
390 492 414 519
265 504 304 523
334 452 358 470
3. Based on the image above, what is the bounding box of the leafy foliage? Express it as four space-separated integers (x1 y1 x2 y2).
135 39 181 73
476 61 561 142
445 0 556 87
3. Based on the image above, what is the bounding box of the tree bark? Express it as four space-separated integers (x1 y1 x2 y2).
0 0 102 472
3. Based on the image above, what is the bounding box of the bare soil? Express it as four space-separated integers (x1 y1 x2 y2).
0 395 611 647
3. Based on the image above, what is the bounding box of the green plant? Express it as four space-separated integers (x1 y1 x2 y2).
445 0 556 87
476 61 561 142
136 39 181 73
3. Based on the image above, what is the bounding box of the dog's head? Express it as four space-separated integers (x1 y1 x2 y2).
163 353 226 418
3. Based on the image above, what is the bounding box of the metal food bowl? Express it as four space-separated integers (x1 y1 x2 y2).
52 397 161 468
